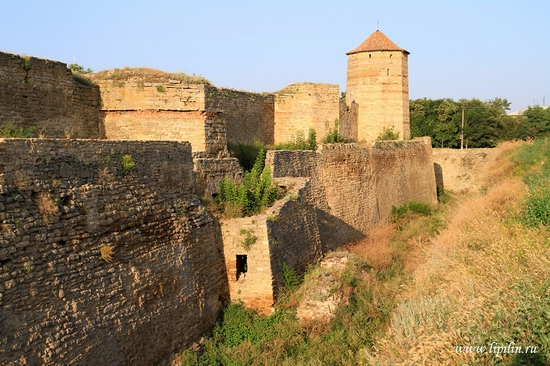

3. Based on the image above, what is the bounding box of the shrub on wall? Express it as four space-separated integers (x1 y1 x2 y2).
322 119 348 144
377 126 400 141
274 128 317 150
0 122 35 138
217 147 279 217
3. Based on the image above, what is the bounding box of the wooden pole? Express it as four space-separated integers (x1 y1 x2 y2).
461 106 465 149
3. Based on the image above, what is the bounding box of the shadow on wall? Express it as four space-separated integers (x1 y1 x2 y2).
316 208 365 253
434 162 444 190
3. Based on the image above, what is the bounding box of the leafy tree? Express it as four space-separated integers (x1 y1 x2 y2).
523 106 550 136
409 97 537 148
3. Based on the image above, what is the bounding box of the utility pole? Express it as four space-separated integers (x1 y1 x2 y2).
460 106 465 150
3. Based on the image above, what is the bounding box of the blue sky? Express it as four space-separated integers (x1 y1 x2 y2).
1 0 548 110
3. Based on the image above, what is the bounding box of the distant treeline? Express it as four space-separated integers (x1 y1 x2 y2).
410 98 550 148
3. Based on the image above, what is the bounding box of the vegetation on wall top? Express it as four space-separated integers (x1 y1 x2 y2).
0 123 35 138
90 67 211 85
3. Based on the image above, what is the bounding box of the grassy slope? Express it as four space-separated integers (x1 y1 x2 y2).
366 139 550 365
177 139 550 366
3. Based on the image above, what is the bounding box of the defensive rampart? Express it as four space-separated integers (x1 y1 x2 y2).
267 137 438 250
0 52 101 139
223 138 437 314
0 139 228 365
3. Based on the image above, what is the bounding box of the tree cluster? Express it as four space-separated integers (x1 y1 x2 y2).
410 98 550 148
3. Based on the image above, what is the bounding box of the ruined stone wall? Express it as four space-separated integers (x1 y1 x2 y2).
0 52 101 139
339 99 358 141
194 158 243 198
266 179 322 299
221 214 274 314
274 83 339 145
96 80 206 111
221 178 321 314
101 110 207 149
432 148 498 192
370 139 439 222
96 81 214 154
266 138 437 251
206 86 274 145
266 150 318 178
0 139 228 366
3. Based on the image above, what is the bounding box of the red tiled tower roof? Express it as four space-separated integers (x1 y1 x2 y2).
347 30 409 55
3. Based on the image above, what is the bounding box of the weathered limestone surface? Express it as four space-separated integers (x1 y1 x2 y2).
0 139 228 366
432 147 498 192
206 87 275 145
266 138 437 251
339 99 358 141
0 52 101 139
194 158 243 198
274 83 340 145
221 178 321 314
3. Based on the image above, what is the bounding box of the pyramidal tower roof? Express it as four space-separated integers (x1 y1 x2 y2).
347 30 409 55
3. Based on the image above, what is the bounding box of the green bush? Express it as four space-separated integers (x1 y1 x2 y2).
274 128 317 150
227 140 266 171
120 154 135 175
69 63 93 74
0 122 35 138
323 119 348 143
521 174 550 227
514 139 550 227
217 147 279 217
377 126 400 141
282 261 301 291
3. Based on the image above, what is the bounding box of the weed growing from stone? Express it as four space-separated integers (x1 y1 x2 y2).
323 119 348 143
100 244 114 263
239 229 257 251
376 126 400 141
274 128 317 150
0 122 35 138
120 154 135 175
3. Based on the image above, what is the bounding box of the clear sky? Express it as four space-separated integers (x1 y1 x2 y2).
1 0 548 111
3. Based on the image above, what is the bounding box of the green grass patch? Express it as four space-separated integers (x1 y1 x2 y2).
274 128 317 151
514 138 550 227
0 122 35 138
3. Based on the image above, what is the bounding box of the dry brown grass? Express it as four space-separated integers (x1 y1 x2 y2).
97 167 115 185
89 67 211 85
100 244 115 262
362 142 550 365
35 191 60 219
346 225 395 270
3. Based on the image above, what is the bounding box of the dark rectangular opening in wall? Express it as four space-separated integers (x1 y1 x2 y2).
236 255 247 281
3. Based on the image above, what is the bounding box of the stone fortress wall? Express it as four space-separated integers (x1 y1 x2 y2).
0 38 442 364
0 139 228 365
0 53 102 139
214 138 437 315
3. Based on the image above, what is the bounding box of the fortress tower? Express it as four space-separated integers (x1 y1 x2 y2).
346 30 410 141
